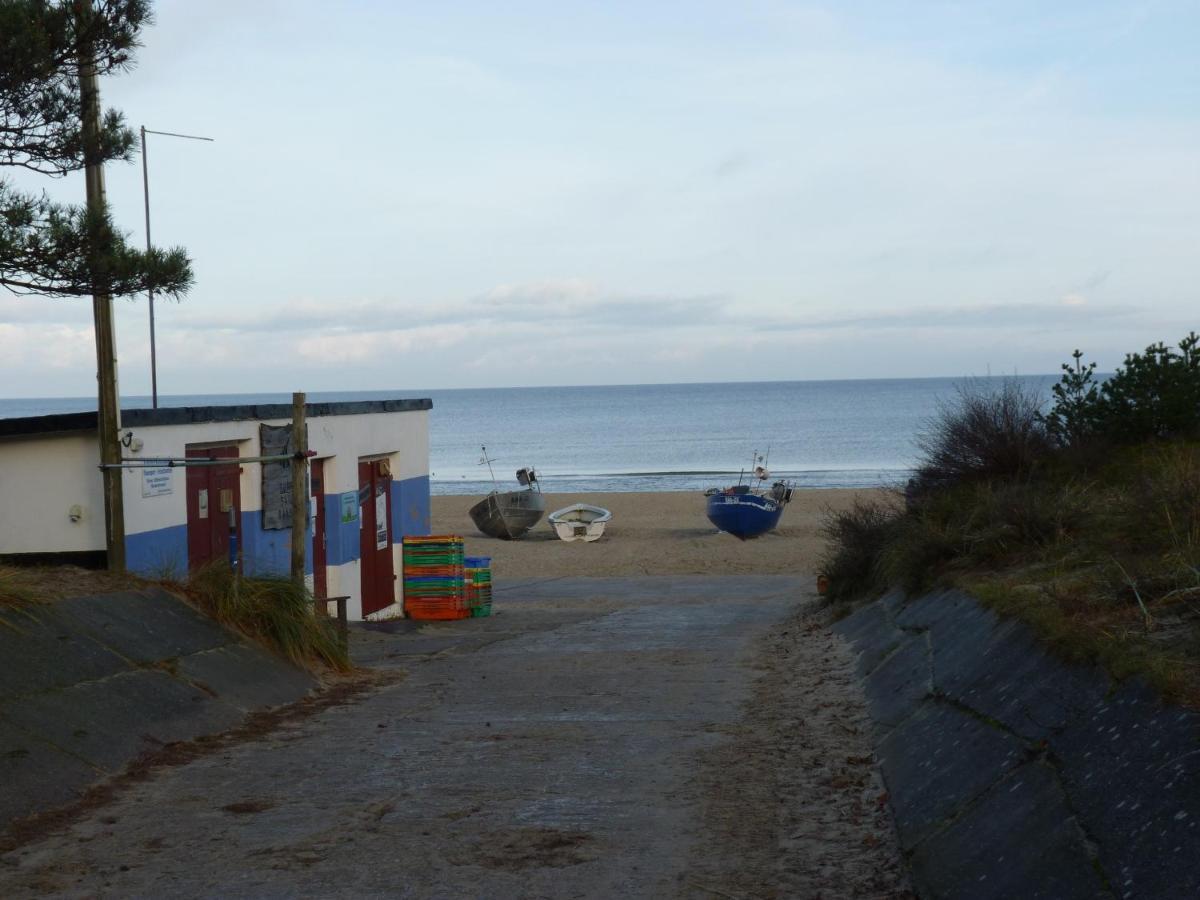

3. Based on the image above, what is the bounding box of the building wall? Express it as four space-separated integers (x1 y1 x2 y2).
0 408 431 621
0 434 107 554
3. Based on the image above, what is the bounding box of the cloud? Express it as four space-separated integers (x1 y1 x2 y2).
712 152 750 179
165 280 731 335
758 300 1136 333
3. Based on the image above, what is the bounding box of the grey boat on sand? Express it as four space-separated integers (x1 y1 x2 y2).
468 448 546 540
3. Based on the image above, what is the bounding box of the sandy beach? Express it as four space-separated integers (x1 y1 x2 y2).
432 488 884 579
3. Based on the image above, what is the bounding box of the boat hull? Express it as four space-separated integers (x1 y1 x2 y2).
705 491 784 540
547 504 612 542
469 490 546 540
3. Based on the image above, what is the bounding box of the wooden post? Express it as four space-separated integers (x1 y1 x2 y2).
78 3 125 572
290 392 308 586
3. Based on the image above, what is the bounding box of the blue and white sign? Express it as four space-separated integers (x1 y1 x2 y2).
141 466 173 498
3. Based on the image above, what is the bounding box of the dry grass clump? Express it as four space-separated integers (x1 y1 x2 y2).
171 564 350 673
0 564 148 607
0 561 349 674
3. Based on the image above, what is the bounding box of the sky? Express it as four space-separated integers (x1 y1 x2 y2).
2 0 1198 397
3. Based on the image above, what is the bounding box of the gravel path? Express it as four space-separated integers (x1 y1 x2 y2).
1 576 906 898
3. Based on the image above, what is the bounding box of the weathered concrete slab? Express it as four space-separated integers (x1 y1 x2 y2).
943 622 1108 742
863 632 932 732
909 761 1108 900
0 604 128 700
0 589 317 830
877 700 1028 850
833 599 912 678
1051 679 1200 899
842 585 1200 898
2 669 244 773
56 589 232 663
177 645 315 712
0 718 99 825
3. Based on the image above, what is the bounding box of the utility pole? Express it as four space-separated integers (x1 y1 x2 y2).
78 2 125 571
140 126 213 408
140 126 157 408
290 392 308 586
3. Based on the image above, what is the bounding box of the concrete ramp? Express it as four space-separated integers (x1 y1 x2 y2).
836 588 1200 899
0 589 315 827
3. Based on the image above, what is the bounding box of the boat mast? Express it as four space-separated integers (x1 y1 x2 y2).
480 445 500 492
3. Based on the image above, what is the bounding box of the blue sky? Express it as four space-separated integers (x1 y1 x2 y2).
2 0 1197 396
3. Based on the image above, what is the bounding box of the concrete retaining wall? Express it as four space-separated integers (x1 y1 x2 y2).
0 589 315 827
834 588 1200 900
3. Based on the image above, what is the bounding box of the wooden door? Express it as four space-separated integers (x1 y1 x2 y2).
358 459 395 616
185 446 242 572
311 458 328 599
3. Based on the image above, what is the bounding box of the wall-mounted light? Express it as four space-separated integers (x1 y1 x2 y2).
68 504 83 523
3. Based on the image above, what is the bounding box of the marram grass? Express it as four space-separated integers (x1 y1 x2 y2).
178 564 350 673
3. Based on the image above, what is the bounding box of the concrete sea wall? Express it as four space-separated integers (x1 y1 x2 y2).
834 587 1200 900
0 589 315 827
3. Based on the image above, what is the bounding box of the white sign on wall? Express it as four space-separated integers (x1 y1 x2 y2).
141 467 173 498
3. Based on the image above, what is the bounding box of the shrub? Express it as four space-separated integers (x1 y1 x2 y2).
818 496 903 604
913 377 1052 491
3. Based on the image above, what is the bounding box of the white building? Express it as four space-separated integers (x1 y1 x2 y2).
0 398 432 621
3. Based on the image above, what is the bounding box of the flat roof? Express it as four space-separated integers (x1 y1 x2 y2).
0 398 433 440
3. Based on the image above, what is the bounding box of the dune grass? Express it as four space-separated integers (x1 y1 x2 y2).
170 564 351 672
819 378 1200 705
0 561 349 673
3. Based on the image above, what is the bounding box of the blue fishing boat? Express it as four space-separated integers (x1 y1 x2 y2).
704 452 794 540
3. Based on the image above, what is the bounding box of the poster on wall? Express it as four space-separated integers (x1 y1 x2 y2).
259 423 309 530
340 492 357 524
375 491 388 550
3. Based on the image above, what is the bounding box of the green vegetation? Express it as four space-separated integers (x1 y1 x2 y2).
0 562 349 673
820 334 1200 704
1 0 192 298
173 565 350 672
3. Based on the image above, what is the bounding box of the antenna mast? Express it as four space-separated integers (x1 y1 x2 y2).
479 445 500 491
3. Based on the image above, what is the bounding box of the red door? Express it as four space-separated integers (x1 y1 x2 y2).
311 458 328 599
185 446 242 572
358 459 395 616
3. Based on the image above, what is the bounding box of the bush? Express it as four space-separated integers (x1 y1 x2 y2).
818 496 903 605
913 377 1052 491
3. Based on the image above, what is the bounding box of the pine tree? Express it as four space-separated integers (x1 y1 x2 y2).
0 0 192 298
2 0 192 571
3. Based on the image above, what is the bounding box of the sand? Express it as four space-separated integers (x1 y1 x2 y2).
432 488 884 578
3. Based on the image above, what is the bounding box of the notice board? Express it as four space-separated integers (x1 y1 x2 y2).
260 423 308 530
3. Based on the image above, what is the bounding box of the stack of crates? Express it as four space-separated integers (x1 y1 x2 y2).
402 535 467 620
464 556 493 617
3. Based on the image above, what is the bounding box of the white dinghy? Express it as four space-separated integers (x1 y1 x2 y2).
547 503 612 542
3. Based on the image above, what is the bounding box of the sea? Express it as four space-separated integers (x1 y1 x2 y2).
0 377 1055 495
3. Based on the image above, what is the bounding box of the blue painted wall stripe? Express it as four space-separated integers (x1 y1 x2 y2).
125 523 188 580
124 473 430 580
